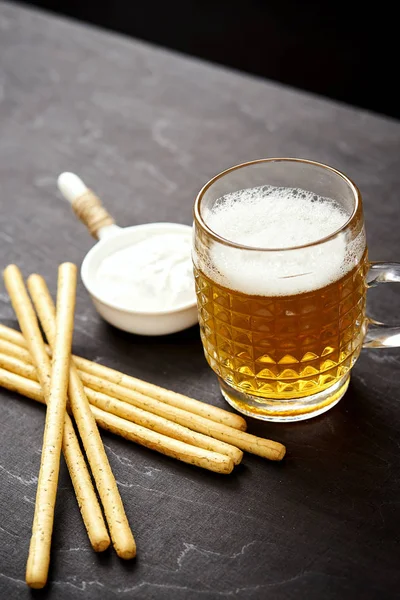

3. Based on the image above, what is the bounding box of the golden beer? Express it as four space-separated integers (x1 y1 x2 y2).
195 249 368 411
193 158 368 420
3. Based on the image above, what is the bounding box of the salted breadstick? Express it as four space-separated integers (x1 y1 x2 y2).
0 348 242 466
0 323 246 431
27 274 136 560
4 264 87 588
0 367 234 474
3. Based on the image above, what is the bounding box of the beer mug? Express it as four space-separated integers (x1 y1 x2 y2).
193 158 400 422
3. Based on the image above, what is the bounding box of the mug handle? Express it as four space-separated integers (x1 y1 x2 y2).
363 262 400 348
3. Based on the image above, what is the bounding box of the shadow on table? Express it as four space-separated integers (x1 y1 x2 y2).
245 373 400 507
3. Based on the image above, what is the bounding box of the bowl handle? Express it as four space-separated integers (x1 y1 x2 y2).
71 189 116 239
58 172 116 240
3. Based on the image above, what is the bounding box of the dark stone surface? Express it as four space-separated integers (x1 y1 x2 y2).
1 2 400 599
19 0 400 120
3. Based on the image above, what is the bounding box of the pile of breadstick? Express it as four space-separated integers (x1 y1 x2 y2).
0 263 286 589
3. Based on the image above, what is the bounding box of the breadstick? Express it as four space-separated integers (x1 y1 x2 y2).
2 266 110 570
81 371 286 460
60 417 110 553
0 337 32 362
0 355 109 555
0 345 242 466
0 329 285 460
27 274 136 560
90 406 233 473
27 278 244 468
0 352 37 381
25 263 76 587
76 358 247 430
0 324 25 347
4 264 79 588
83 388 242 465
0 353 110 554
0 323 246 431
0 367 234 474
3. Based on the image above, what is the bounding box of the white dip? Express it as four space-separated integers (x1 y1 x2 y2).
94 231 195 312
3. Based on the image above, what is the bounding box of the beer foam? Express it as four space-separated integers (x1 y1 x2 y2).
202 185 365 296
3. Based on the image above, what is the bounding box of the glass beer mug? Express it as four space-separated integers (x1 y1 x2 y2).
193 158 400 422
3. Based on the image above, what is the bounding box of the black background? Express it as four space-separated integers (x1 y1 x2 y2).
17 0 400 120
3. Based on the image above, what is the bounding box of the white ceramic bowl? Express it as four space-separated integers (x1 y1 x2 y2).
81 222 198 336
